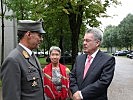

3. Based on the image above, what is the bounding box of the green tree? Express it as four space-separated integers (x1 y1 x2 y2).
43 0 119 65
5 0 119 66
103 14 133 51
118 14 133 50
6 0 45 20
42 5 71 56
103 25 118 52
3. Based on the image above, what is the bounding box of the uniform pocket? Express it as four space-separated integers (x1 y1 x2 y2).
21 70 41 92
26 73 40 81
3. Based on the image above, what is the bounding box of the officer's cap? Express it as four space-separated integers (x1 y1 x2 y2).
18 19 45 34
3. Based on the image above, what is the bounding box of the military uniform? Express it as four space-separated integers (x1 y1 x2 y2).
1 20 45 100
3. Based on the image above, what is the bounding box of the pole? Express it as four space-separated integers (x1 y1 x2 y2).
1 0 5 65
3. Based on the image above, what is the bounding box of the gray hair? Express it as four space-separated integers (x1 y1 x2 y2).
49 46 61 54
85 28 103 44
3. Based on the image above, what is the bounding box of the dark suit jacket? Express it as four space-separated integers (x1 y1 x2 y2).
70 50 115 100
1 45 45 100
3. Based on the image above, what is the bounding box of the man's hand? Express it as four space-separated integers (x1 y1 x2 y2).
73 91 82 100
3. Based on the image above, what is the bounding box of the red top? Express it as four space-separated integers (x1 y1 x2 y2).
43 63 69 100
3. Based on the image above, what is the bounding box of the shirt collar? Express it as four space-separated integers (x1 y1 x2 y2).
91 49 99 59
19 43 32 56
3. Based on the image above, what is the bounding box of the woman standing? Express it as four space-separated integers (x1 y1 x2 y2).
43 46 70 100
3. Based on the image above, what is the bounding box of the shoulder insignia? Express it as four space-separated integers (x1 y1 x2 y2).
22 50 29 58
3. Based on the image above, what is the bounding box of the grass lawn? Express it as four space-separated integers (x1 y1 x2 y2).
38 57 48 68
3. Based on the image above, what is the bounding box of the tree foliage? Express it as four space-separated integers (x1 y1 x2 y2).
118 14 133 50
5 0 119 65
103 25 117 47
103 14 133 51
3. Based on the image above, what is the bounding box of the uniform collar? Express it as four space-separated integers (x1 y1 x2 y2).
19 43 32 56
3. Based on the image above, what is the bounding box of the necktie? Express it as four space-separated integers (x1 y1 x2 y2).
32 52 36 60
31 52 38 66
83 55 92 78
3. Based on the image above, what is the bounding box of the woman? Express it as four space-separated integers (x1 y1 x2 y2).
43 46 70 100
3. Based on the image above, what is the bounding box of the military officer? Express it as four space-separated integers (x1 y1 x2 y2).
1 20 46 100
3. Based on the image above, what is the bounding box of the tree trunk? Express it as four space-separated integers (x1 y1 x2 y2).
59 29 64 56
68 5 83 68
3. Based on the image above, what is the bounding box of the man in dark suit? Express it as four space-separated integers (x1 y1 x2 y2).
70 28 115 100
1 20 46 100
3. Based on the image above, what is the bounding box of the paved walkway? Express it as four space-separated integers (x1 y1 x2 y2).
0 56 133 100
108 56 133 100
